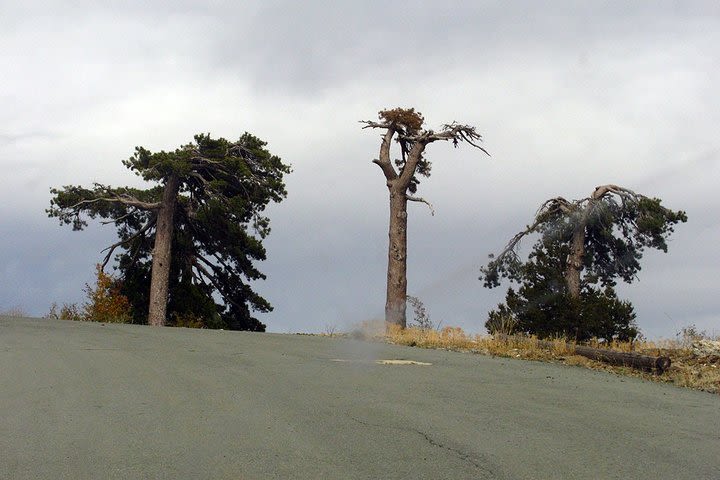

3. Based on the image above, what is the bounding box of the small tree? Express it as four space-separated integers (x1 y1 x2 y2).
481 184 686 341
362 108 489 329
406 295 433 330
83 264 133 323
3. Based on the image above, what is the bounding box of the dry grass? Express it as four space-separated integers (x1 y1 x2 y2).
385 324 575 360
0 306 29 317
339 321 720 395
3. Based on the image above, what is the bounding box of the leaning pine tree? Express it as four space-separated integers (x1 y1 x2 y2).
362 108 489 329
480 184 687 341
48 133 290 330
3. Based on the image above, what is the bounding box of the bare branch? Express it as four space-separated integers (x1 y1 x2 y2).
192 260 221 289
360 120 393 130
593 184 637 200
370 128 399 181
491 224 538 265
191 258 244 310
400 123 491 156
100 215 157 269
537 197 574 217
100 208 138 225
192 259 212 279
492 198 574 264
188 171 212 187
406 194 435 216
68 195 160 212
195 252 224 276
211 252 234 272
394 123 489 189
361 119 403 181
362 118 489 189
495 185 649 265
396 141 427 189
190 268 206 287
584 185 651 219
189 155 225 168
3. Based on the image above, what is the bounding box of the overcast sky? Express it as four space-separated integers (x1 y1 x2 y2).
1 1 718 338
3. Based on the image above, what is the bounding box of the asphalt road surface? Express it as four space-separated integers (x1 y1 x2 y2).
1 317 718 479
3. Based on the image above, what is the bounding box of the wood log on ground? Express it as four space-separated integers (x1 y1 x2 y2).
574 345 671 373
498 335 671 374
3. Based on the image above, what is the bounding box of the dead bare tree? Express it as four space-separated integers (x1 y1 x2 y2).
362 108 489 329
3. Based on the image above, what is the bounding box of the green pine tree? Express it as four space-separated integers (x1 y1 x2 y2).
48 133 291 330
481 185 686 341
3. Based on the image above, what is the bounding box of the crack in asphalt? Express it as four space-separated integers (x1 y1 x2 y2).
348 415 497 477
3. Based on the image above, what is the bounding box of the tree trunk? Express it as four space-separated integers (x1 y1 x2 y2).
497 335 671 373
565 215 586 299
385 187 408 329
572 344 671 373
148 173 180 326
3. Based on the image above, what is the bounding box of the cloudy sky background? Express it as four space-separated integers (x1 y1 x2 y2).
1 1 718 338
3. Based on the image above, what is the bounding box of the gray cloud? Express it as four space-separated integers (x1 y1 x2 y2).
203 1 719 95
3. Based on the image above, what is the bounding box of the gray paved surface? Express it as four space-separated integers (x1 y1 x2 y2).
1 317 719 479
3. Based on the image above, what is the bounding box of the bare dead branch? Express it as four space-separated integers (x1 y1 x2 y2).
195 252 224 276
100 215 157 269
406 194 435 216
192 260 221 290
68 195 161 212
100 208 138 225
491 224 537 265
360 120 393 130
536 197 574 217
400 123 491 156
396 142 426 189
582 185 651 219
488 194 581 266
189 155 225 168
211 252 233 272
593 184 636 200
492 199 573 264
192 257 244 309
368 128 399 181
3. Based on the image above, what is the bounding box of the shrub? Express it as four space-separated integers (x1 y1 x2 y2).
0 306 28 317
406 295 434 330
485 305 518 336
82 265 133 323
46 302 83 321
170 312 207 329
486 284 639 343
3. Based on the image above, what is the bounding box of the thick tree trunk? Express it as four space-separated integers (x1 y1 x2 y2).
385 187 408 329
565 220 585 299
148 173 180 326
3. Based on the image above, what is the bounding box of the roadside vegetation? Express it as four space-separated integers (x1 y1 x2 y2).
46 265 134 323
328 319 719 395
0 306 29 317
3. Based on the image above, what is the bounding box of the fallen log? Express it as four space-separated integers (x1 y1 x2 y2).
572 345 670 373
498 335 671 374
